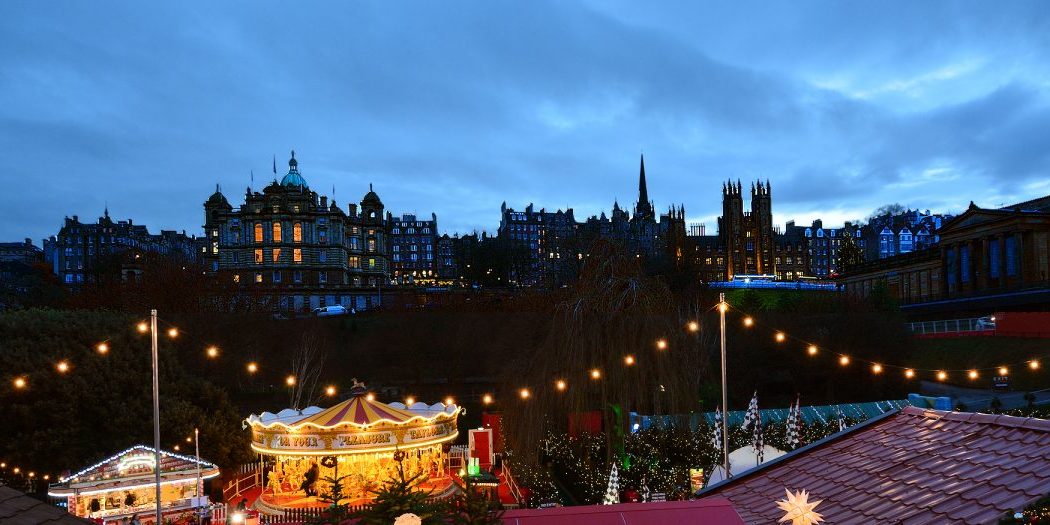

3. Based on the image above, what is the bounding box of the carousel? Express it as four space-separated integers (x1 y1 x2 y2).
245 381 462 513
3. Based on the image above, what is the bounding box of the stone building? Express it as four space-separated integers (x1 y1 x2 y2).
388 213 438 285
203 151 389 313
783 219 866 278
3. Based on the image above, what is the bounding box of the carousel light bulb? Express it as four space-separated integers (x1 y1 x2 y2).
96 342 109 354
743 317 754 327
775 332 786 343
482 393 493 405
590 369 602 380
998 367 1009 376
136 322 148 333
285 375 296 386
968 370 979 380
1030 360 1041 370
555 380 567 391
656 339 668 350
405 396 415 405
326 386 337 397
246 362 258 374
872 363 883 374
519 388 530 399
624 355 636 366
807 345 818 356
905 369 915 379
167 327 178 338
206 346 219 358
839 355 850 366
444 396 455 405
13 377 26 389
687 321 700 332
56 361 70 373
937 371 948 381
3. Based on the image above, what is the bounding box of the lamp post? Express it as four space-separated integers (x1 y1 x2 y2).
195 428 202 525
718 293 730 478
150 309 162 525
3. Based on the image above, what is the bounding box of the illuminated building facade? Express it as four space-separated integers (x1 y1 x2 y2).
388 213 438 285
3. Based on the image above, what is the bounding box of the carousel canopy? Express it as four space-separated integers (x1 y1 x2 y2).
248 391 458 430
48 445 220 496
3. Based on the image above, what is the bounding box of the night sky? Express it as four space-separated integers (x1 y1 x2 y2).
2 1 1049 243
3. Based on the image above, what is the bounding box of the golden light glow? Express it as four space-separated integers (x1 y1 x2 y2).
28 472 34 478
482 393 493 405
968 370 979 380
624 355 636 366
718 302 728 313
13 377 26 389
555 379 567 391
136 322 148 333
905 369 915 379
96 342 109 354
838 356 850 366
807 345 818 356
13 467 20 474
871 364 883 374
775 332 786 343
246 362 258 374
366 393 376 401
206 346 219 358
655 339 668 350
173 445 180 451
285 375 296 386
326 386 337 397
444 396 455 405
43 474 49 480
937 371 947 381
405 396 415 405
185 436 192 443
998 367 1009 376
687 321 700 332
167 327 179 338
56 361 70 373
1030 360 1041 370
590 369 602 380
743 317 754 327
0 463 5 468
519 388 530 399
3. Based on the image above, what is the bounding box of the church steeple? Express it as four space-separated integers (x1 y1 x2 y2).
635 154 654 219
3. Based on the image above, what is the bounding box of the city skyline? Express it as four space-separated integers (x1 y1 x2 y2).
3 1 1050 242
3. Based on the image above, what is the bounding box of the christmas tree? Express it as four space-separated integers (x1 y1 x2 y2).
350 453 448 525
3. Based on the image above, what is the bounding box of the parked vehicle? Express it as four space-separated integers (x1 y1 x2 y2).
976 316 997 330
313 305 348 317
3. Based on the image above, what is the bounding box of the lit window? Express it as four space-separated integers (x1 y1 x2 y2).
273 223 282 242
293 223 303 243
255 249 263 264
254 223 263 243
255 273 263 283
349 256 360 268
369 258 376 269
233 274 240 283
368 239 376 252
294 249 302 263
272 248 281 262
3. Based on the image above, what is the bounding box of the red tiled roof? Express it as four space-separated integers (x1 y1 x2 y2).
701 407 1050 524
500 498 745 525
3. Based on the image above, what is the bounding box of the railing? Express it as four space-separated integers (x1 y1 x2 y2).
223 465 261 502
502 460 524 508
708 280 838 291
448 445 468 471
908 318 990 335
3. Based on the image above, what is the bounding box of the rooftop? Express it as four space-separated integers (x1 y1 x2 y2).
700 406 1050 524
0 484 93 525
499 498 745 525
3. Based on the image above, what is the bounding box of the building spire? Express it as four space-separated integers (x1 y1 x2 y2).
638 154 649 207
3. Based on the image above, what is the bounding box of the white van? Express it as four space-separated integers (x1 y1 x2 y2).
313 305 347 317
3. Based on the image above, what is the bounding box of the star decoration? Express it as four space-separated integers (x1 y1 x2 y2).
777 488 824 525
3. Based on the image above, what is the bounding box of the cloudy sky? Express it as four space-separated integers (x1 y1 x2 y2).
2 1 1049 242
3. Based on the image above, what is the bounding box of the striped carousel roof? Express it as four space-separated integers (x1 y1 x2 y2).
295 394 420 427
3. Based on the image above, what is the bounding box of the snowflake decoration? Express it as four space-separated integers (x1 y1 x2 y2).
776 488 824 525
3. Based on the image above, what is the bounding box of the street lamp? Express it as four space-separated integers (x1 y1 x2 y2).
148 310 162 525
717 293 729 479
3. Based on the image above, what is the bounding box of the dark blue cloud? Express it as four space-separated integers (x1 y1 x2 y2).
1 0 1048 242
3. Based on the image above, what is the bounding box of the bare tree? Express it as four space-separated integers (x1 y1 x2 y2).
290 329 328 409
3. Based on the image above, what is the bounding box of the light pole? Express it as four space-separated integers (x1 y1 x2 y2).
195 428 202 525
718 293 730 478
151 309 162 525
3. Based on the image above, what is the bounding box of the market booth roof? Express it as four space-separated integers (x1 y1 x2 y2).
700 407 1050 524
48 445 219 497
499 499 745 525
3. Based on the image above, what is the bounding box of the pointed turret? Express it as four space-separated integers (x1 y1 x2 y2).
635 154 654 219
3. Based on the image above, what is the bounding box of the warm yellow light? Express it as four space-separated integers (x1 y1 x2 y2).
555 380 567 391
1030 360 1041 370
136 322 148 333
167 327 179 338
56 361 70 373
807 345 818 356
96 342 109 354
718 302 728 313
905 369 915 379
12 467 19 474
186 436 192 443
206 346 219 358
775 332 786 343
998 367 1009 376
405 396 415 405
839 355 850 366
285 375 296 386
43 474 49 480
624 355 636 366
968 370 978 380
482 393 493 405
322 385 336 397
656 339 668 350
28 472 34 478
246 362 258 374
937 371 947 381
872 364 883 374
590 369 602 380
444 396 455 405
366 393 376 401
743 317 754 327
519 388 530 399
687 321 700 332
13 377 26 389
0 462 5 468
173 445 180 451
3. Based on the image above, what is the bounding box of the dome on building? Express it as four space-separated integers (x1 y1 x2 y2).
207 184 229 205
362 183 382 205
280 150 308 188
